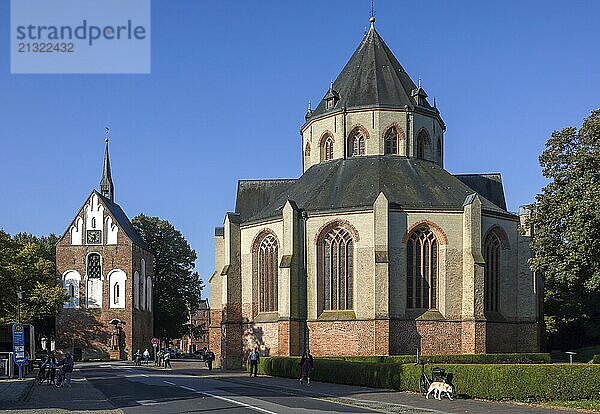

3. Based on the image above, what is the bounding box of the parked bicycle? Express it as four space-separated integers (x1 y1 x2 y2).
416 356 448 395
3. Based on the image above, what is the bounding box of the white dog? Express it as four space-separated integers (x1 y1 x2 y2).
426 381 454 400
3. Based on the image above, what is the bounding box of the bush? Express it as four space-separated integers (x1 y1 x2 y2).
593 355 600 364
258 357 600 402
321 353 550 364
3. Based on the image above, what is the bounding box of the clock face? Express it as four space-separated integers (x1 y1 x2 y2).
86 230 102 245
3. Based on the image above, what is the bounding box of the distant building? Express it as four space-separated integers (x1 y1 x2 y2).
210 18 541 368
55 139 154 360
178 299 210 354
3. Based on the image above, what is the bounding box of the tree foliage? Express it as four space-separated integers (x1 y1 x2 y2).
0 231 67 335
530 109 600 348
132 215 203 341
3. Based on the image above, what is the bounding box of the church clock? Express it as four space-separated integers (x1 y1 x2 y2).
86 230 102 245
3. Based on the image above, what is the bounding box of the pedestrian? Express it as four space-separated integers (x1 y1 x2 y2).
134 349 141 366
163 350 171 369
247 347 260 377
58 352 74 388
155 349 161 366
206 350 215 370
143 348 150 365
299 349 314 385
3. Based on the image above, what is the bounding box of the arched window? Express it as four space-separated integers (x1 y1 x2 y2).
406 227 438 309
416 129 431 160
86 253 102 308
322 136 334 161
318 226 354 310
256 233 278 312
484 232 501 312
91 217 96 228
140 259 146 311
146 276 152 311
384 128 398 155
133 271 139 309
63 270 81 308
304 142 311 157
347 129 366 157
109 269 126 308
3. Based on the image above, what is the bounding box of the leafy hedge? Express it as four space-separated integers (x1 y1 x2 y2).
258 357 600 402
324 353 550 364
593 354 600 364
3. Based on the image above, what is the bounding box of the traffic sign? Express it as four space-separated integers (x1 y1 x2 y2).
12 323 28 379
151 337 159 346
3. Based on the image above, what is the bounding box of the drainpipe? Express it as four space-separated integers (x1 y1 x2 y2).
342 107 347 159
301 210 309 352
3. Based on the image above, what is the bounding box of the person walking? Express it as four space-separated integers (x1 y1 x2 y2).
247 347 260 377
163 350 171 369
206 350 215 371
143 349 150 365
299 350 314 385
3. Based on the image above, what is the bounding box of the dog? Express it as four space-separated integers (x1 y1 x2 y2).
426 381 454 400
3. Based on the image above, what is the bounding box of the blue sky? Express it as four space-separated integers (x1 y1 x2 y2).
1 1 598 298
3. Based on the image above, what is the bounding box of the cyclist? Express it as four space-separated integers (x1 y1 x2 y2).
56 352 74 387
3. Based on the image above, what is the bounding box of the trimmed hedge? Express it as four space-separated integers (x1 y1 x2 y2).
324 353 550 365
258 357 600 402
593 354 600 364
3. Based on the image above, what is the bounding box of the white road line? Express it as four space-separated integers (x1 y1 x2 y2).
162 380 176 386
141 374 149 377
179 385 196 391
137 399 162 405
196 391 277 414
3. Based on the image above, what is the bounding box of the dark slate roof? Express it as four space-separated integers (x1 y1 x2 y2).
454 174 507 211
96 191 149 249
309 25 434 120
235 180 296 222
237 156 508 223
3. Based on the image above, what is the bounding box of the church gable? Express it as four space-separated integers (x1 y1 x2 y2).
59 190 144 248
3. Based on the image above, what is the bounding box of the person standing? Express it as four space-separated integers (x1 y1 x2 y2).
299 350 314 385
143 349 150 365
58 352 74 388
206 350 215 371
247 347 260 377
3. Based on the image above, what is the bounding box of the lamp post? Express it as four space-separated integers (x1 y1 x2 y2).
17 291 24 323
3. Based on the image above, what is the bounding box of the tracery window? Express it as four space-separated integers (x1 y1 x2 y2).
417 130 430 160
348 129 365 156
484 232 501 312
322 136 334 161
406 227 438 309
319 226 354 310
87 253 101 278
257 233 278 312
384 128 398 155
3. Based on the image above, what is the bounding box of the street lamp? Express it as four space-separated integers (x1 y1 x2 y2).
17 291 24 323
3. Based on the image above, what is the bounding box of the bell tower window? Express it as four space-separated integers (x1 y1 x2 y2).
347 128 366 157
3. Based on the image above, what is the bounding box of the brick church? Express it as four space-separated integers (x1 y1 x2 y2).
209 18 542 368
56 138 154 360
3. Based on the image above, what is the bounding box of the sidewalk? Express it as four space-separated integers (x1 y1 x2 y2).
221 373 583 414
0 378 34 405
0 369 120 414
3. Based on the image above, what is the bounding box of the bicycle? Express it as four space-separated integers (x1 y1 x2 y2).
54 367 65 388
36 363 50 385
416 356 447 395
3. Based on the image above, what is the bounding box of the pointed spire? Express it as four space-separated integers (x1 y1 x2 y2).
100 127 114 202
370 0 375 28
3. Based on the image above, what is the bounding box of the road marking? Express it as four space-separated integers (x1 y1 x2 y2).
137 399 162 405
141 374 149 377
179 385 196 391
196 391 277 414
162 380 176 386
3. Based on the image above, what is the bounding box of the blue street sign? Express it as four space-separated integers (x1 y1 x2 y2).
12 323 27 366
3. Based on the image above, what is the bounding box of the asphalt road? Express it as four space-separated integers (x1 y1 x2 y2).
80 361 381 413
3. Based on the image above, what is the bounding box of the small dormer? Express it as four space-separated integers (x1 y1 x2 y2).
411 80 428 107
324 84 340 110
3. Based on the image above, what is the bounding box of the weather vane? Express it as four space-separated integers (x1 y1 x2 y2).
105 126 110 143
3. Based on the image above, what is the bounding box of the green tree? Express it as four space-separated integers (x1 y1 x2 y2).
530 109 600 349
132 215 204 342
0 231 67 336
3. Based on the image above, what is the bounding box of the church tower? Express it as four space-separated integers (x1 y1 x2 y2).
301 17 446 172
55 136 154 361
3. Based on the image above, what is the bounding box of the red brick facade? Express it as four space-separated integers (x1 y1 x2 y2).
55 192 154 360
